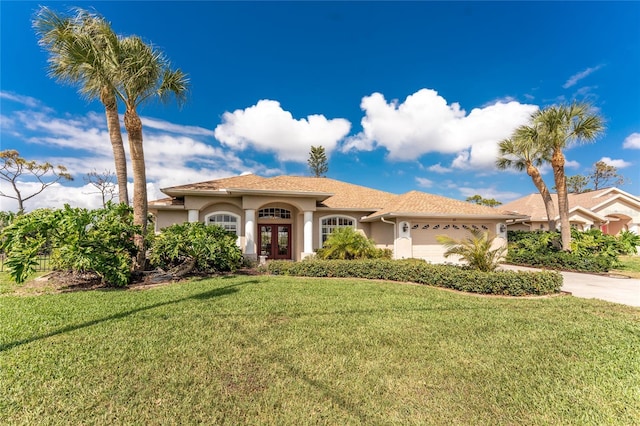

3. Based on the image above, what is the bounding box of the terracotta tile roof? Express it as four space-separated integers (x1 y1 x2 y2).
500 188 640 221
157 174 526 218
164 173 267 192
365 190 518 219
161 174 396 210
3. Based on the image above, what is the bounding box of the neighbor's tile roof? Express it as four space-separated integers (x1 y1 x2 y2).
162 174 396 210
365 190 515 219
500 188 639 221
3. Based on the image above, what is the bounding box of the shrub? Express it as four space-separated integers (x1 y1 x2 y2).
149 222 242 275
436 229 505 272
316 227 391 260
617 230 640 255
1 204 139 286
507 229 625 273
265 259 562 296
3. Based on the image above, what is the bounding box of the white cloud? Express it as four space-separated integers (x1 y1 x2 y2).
214 99 351 162
623 132 640 149
427 163 452 173
141 116 215 137
565 160 580 169
0 90 52 111
562 65 604 89
342 89 537 171
599 157 632 169
415 177 433 188
0 99 271 212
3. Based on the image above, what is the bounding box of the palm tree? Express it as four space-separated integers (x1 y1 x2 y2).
532 103 604 250
497 124 557 231
436 229 506 272
112 35 189 268
34 7 129 205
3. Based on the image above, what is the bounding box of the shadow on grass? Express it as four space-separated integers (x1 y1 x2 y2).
0 281 252 352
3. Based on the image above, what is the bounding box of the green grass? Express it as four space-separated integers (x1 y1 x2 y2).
612 255 640 278
1 276 638 425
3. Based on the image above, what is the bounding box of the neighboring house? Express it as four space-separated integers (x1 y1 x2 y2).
149 174 526 263
501 188 640 235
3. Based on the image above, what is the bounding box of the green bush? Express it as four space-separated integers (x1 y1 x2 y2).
265 259 562 296
506 229 626 273
316 227 391 260
149 222 242 274
617 230 640 255
1 204 139 286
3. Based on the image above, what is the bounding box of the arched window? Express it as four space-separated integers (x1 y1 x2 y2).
205 212 240 236
258 208 291 219
320 215 355 244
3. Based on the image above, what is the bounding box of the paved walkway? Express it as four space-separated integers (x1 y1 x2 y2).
500 264 640 307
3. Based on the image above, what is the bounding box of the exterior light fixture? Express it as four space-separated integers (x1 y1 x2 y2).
499 223 506 233
402 222 409 233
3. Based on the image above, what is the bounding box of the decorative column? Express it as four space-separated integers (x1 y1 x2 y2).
244 209 256 259
188 209 199 223
302 211 314 258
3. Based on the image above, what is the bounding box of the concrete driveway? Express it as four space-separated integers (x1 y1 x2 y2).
501 264 640 307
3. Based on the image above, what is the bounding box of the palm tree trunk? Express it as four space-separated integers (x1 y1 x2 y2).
124 107 148 270
101 87 129 205
552 149 571 251
526 163 557 231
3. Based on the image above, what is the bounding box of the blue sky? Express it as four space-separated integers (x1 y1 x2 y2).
1 1 639 212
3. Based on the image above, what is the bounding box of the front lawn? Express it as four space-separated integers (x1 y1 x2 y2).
612 255 640 279
1 276 638 425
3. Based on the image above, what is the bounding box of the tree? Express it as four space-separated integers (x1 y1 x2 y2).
591 160 625 190
497 125 558 231
34 7 130 205
0 150 73 213
113 35 188 268
308 145 328 177
436 229 506 272
533 102 604 251
465 194 502 207
565 175 591 193
84 169 116 208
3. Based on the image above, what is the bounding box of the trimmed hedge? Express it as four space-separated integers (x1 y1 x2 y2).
506 251 614 273
265 259 562 296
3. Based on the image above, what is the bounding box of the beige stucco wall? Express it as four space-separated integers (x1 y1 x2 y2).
154 210 189 232
596 199 640 223
370 221 394 250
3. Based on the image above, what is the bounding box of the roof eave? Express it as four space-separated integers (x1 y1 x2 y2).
361 212 529 222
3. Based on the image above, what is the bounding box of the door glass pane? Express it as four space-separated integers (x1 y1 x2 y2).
277 226 289 256
261 225 272 256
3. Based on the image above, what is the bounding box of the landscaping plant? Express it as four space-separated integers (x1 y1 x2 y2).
149 222 242 275
436 229 505 272
506 229 632 272
0 203 139 286
316 226 391 260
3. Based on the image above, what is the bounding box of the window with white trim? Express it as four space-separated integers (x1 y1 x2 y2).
258 208 291 219
321 216 355 244
206 212 240 236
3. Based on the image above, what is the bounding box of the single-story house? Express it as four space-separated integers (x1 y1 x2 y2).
501 187 640 235
149 174 527 263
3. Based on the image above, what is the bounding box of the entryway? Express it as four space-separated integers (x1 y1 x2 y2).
259 224 292 259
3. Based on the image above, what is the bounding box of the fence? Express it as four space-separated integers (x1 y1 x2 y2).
0 254 52 273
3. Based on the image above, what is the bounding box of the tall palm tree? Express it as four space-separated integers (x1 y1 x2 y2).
497 124 557 231
34 7 129 205
532 103 604 250
112 36 189 268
